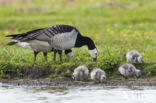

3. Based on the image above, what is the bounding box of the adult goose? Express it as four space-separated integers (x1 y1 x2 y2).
6 28 73 62
6 24 97 62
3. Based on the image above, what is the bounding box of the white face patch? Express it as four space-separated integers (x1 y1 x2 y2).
66 52 73 58
17 40 52 52
89 48 98 58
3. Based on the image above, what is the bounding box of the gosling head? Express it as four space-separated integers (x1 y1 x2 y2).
132 54 144 64
89 48 98 62
137 56 144 63
72 72 78 80
100 75 106 83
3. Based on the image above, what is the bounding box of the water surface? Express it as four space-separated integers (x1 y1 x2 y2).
0 83 156 103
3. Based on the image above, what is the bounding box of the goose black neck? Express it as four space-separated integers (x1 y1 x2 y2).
75 35 96 50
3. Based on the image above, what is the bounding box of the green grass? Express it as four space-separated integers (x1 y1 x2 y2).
0 0 156 79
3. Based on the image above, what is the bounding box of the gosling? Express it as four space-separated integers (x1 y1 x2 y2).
72 65 89 81
90 68 106 83
126 50 144 64
118 63 141 79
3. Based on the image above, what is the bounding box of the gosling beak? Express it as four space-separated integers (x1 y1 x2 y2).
93 57 97 62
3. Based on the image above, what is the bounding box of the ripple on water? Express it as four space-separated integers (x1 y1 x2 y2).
0 84 156 103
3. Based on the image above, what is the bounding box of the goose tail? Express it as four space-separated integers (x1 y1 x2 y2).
6 34 19 37
7 41 18 45
6 33 25 39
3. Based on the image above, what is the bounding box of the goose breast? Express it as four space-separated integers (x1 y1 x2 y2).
50 29 78 50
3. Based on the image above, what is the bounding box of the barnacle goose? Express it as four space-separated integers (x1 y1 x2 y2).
72 65 89 80
90 68 106 83
126 50 144 64
6 24 97 62
6 28 73 62
118 63 141 79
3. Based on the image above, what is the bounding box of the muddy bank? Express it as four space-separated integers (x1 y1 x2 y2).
1 77 156 87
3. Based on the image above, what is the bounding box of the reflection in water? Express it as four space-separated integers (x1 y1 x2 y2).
0 84 156 103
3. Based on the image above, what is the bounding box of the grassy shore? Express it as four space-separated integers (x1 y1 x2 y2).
0 0 156 80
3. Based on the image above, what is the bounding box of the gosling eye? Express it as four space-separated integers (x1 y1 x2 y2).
132 56 136 60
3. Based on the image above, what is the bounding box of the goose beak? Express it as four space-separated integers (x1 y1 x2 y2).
93 57 97 62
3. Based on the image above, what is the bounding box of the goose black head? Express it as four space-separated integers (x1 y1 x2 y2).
65 49 73 58
89 48 98 62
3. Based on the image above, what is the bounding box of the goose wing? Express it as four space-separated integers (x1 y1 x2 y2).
6 28 48 41
6 24 79 42
28 24 79 42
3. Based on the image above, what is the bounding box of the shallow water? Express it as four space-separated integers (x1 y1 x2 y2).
0 83 156 103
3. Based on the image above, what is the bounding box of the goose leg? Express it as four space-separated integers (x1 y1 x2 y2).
43 52 47 61
34 51 39 63
53 50 57 62
58 50 62 61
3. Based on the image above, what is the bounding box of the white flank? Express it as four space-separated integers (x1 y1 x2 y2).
17 40 52 52
16 41 32 49
89 48 98 58
66 52 73 58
